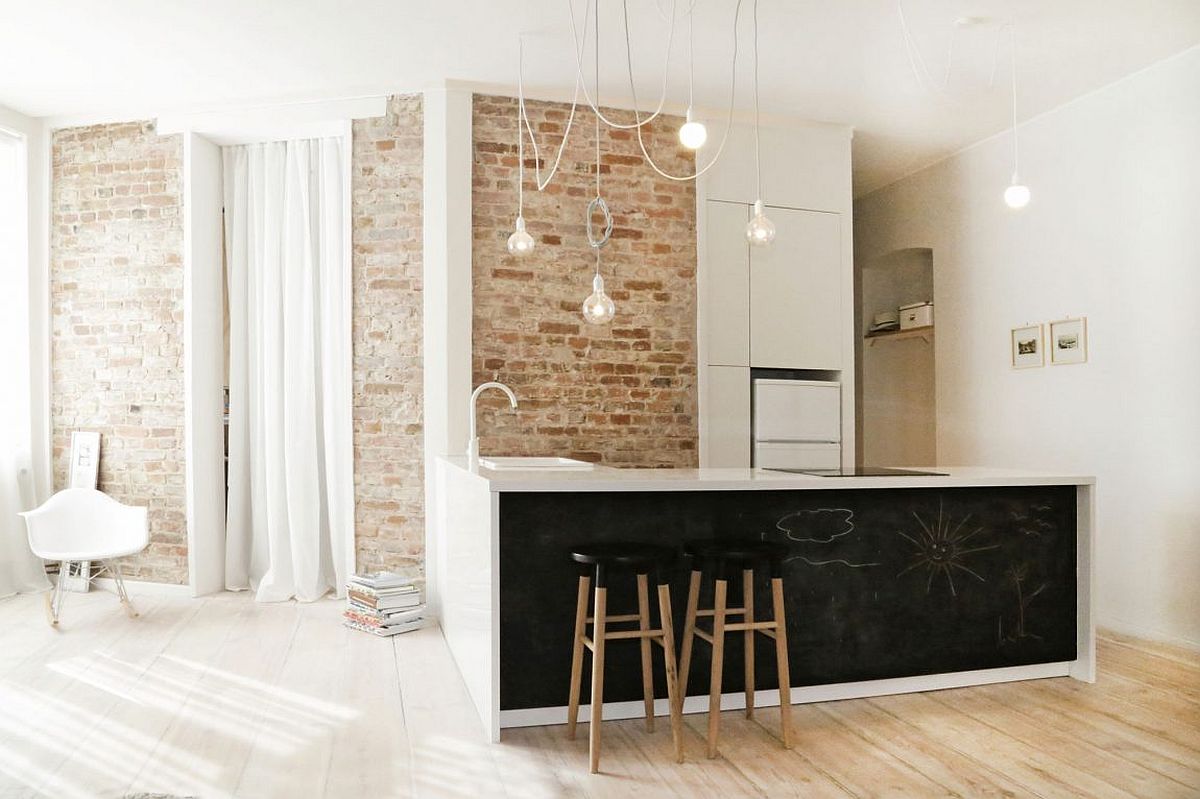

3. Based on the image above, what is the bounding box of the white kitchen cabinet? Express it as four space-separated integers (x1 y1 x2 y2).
702 365 751 468
703 201 750 367
750 207 843 370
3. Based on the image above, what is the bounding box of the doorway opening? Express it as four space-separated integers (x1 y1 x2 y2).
856 247 936 466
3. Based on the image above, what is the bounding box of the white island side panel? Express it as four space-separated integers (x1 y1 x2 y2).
435 459 501 742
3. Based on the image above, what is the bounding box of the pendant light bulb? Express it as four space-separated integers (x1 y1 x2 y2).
1004 176 1031 209
507 215 535 256
746 200 776 247
582 273 616 325
678 107 708 150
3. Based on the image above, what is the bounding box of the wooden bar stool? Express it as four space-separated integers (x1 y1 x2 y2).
566 542 683 773
677 540 793 758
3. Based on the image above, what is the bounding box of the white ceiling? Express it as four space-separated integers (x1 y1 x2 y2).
1 0 1198 196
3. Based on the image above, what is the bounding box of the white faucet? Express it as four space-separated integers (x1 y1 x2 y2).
468 381 518 467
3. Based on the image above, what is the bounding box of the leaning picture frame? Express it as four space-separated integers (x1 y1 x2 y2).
68 430 101 489
1011 324 1044 369
1049 317 1088 365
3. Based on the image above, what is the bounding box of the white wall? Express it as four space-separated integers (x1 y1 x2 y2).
854 46 1200 649
0 104 50 505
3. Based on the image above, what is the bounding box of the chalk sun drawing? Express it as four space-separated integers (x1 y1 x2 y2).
768 508 880 569
897 498 999 595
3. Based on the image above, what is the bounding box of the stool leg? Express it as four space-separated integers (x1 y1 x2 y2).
566 575 591 741
636 573 655 733
771 576 793 749
677 569 702 700
589 585 608 773
707 577 728 759
657 583 684 763
743 567 755 719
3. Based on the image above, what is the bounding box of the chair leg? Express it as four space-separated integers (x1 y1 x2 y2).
771 577 792 749
110 560 139 618
45 559 68 628
657 583 684 763
677 569 702 701
743 567 756 720
566 575 591 741
707 577 728 759
636 573 656 733
589 586 607 774
47 560 69 626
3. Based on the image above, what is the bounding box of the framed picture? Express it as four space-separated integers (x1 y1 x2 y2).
1011 324 1044 369
68 431 101 489
1049 317 1088 365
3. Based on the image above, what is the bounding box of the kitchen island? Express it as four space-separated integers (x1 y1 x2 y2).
432 458 1094 742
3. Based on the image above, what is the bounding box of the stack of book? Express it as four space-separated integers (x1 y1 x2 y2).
343 572 428 637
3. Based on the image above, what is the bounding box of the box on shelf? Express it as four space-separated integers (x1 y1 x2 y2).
899 301 933 330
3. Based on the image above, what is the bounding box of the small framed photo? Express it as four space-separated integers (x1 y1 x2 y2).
68 431 101 489
1049 317 1088 365
1011 324 1044 369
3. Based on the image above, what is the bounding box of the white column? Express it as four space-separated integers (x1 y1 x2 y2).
423 87 474 614
182 132 226 596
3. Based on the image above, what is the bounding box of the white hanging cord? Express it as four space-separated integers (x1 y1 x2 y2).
688 6 695 109
566 0 677 130
516 39 525 217
586 1 613 258
752 0 761 200
897 0 953 98
596 0 601 199
654 0 697 22
942 24 957 89
517 25 585 192
1008 22 1020 176
623 0 744 182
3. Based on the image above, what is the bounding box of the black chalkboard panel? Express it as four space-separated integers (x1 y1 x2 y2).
498 486 1077 711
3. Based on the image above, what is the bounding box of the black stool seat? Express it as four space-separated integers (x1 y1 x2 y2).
570 542 675 569
682 540 789 563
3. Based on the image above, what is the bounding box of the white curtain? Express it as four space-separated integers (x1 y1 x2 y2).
0 131 49 598
222 138 354 602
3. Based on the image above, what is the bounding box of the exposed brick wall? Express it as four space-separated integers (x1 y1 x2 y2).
472 95 698 467
351 95 425 575
50 121 187 583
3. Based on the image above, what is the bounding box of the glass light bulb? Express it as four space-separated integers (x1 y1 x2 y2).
745 200 776 246
582 273 616 325
678 107 708 150
507 215 535 255
1004 182 1031 209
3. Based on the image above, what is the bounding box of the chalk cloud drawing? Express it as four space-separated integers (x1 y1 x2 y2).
767 508 881 569
897 498 999 596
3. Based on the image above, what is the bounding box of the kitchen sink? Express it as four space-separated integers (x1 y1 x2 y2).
477 456 595 471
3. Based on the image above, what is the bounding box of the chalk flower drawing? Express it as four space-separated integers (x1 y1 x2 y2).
897 499 999 595
769 508 880 569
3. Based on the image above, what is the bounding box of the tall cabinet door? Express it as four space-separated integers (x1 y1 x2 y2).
704 201 750 367
749 208 843 369
704 366 751 467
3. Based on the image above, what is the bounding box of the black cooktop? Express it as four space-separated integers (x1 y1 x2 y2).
765 466 948 477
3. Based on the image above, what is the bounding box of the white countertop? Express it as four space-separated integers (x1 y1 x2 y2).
440 457 1094 493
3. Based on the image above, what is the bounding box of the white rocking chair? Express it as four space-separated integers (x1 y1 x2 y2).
19 488 149 626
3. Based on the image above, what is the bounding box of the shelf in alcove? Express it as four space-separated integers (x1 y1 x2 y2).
864 325 934 345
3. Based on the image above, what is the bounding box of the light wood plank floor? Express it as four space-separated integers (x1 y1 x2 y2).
0 590 1196 798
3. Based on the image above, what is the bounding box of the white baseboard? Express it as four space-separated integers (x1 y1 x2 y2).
499 661 1071 730
89 576 193 598
1098 620 1200 654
